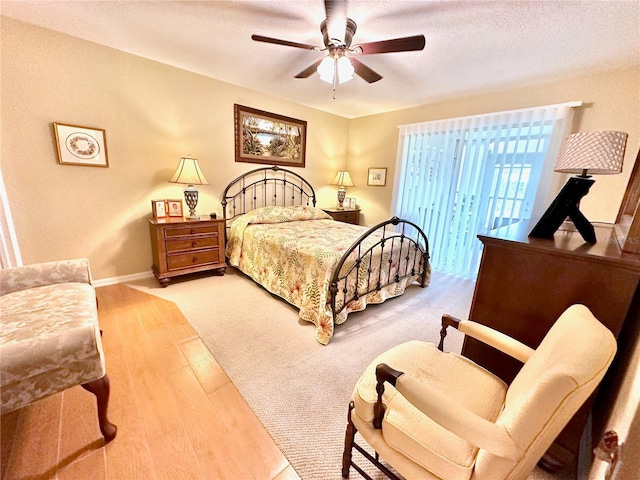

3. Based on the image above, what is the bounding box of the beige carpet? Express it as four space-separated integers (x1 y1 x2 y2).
127 268 567 480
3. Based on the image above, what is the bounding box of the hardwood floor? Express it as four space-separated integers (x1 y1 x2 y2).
0 284 300 480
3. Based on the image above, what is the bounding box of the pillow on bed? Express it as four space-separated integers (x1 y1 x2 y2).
242 205 332 224
226 206 333 265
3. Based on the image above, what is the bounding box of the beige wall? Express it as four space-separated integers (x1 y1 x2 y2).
347 65 640 226
0 17 349 280
2 16 639 280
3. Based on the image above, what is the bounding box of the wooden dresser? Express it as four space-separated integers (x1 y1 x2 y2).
148 217 226 287
464 220 640 473
322 208 360 225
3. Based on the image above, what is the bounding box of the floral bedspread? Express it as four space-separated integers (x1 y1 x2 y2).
226 206 429 344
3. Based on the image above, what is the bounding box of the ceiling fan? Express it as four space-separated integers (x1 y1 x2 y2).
251 0 426 89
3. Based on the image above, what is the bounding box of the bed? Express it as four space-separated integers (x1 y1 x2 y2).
221 166 431 344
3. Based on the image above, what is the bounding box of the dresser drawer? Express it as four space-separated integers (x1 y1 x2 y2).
164 224 219 238
166 237 218 252
167 249 222 271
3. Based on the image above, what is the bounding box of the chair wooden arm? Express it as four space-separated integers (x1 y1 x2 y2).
438 314 461 351
437 313 534 363
373 363 404 429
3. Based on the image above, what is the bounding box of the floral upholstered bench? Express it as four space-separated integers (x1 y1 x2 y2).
0 258 116 441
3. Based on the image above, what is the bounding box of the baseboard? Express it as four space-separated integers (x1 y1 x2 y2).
93 270 154 288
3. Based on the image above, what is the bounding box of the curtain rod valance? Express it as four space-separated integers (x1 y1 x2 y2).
398 101 583 135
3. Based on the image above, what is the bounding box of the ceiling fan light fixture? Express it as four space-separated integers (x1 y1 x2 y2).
317 56 335 82
337 56 354 83
317 55 353 84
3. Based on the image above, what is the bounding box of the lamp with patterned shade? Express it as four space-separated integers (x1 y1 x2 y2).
330 170 355 209
169 156 209 220
530 131 628 243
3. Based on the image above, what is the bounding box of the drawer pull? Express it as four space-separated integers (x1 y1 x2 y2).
192 256 198 263
192 241 197 247
190 229 196 234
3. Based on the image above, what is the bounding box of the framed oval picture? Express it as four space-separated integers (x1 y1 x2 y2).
53 122 109 167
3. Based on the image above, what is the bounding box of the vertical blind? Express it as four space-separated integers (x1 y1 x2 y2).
392 102 580 278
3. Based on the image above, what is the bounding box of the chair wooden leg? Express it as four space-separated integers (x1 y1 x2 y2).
342 401 357 478
81 374 117 442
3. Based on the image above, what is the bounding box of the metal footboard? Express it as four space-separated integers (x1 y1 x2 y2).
328 217 430 319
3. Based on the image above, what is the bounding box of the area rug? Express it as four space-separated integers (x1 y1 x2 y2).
127 268 561 480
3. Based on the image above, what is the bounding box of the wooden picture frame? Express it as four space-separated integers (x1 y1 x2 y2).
167 199 183 217
368 167 387 186
616 147 640 253
151 199 167 219
53 122 109 167
234 104 307 167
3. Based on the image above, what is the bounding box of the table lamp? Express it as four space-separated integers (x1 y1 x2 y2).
169 155 209 220
330 170 354 209
529 131 628 243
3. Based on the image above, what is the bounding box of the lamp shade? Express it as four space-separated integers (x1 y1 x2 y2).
554 131 628 175
330 170 355 187
317 56 354 85
169 156 209 185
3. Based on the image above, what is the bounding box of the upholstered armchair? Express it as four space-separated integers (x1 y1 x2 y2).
342 304 616 480
0 258 116 441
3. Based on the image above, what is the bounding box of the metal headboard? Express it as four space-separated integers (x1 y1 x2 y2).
221 166 317 224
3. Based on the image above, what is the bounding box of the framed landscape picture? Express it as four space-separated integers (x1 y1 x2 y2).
234 104 307 167
53 122 109 167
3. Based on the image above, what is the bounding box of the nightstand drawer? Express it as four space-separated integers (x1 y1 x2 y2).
322 208 360 225
331 211 356 223
148 217 227 286
166 237 218 252
167 248 221 271
164 225 219 238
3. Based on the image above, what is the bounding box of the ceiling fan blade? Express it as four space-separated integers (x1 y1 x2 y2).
294 59 324 79
355 35 426 55
350 58 382 83
324 0 347 43
251 34 318 51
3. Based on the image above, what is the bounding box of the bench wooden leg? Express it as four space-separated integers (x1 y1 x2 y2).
82 374 117 442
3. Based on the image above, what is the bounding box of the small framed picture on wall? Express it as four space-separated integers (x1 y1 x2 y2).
167 199 183 217
368 167 387 186
151 199 167 219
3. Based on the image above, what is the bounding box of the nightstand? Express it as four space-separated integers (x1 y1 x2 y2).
148 217 226 287
322 208 360 225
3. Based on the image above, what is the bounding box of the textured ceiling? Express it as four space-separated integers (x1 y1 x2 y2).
2 0 639 118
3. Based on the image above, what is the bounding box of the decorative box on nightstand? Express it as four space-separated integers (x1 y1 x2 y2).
322 208 360 225
148 217 226 287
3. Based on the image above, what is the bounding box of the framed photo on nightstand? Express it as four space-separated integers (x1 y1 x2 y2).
151 199 167 219
167 199 183 217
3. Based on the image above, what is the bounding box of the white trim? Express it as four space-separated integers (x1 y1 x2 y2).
92 270 154 288
0 169 22 268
